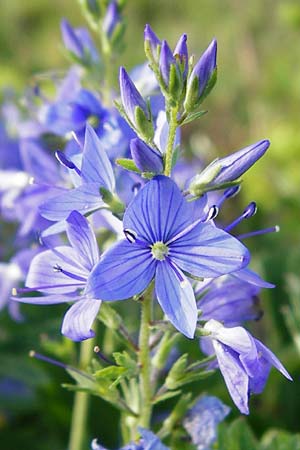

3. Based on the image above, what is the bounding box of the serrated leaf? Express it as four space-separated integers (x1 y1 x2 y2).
94 366 127 380
165 354 214 389
116 158 141 173
66 368 96 390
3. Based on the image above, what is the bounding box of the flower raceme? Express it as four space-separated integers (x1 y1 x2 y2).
87 175 250 338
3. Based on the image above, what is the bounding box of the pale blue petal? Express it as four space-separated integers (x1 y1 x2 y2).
40 183 105 221
254 338 292 381
155 261 197 338
66 210 99 269
212 340 249 414
12 293 80 305
233 268 275 288
26 246 88 294
123 175 192 243
81 124 115 191
61 297 101 341
169 221 250 278
87 240 156 300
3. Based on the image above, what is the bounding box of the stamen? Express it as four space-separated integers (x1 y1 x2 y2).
224 201 257 232
216 185 241 208
55 151 82 176
237 225 280 240
52 264 87 282
94 346 116 365
29 351 94 380
13 282 84 294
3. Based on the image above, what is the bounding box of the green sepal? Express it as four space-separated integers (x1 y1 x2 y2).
116 158 141 173
77 0 102 31
168 63 183 103
99 187 124 215
134 106 154 141
152 332 180 370
98 303 122 330
180 110 207 125
183 76 199 113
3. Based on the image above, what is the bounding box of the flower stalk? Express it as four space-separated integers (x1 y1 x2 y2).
164 106 178 177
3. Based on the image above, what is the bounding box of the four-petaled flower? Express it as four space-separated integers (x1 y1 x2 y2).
87 175 250 338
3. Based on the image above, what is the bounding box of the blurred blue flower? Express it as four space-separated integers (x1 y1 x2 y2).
183 395 230 450
87 175 249 338
61 19 99 64
91 427 169 449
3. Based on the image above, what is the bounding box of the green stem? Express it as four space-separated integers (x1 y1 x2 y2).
164 107 178 177
138 295 152 428
68 338 94 450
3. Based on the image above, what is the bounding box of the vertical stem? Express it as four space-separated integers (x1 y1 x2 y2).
164 107 178 177
68 337 94 450
138 295 152 428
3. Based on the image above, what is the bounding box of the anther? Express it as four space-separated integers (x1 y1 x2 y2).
55 151 81 176
204 205 219 222
124 229 137 243
225 201 257 232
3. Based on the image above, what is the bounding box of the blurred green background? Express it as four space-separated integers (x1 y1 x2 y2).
1 0 300 449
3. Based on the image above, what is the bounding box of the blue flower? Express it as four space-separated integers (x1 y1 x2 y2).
61 19 99 64
87 176 250 338
12 211 101 341
183 395 230 450
202 319 292 414
91 427 169 450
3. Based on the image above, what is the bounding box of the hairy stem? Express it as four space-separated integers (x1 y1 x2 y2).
68 337 94 450
164 107 178 177
138 295 152 428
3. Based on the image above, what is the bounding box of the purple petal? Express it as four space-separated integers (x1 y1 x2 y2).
81 124 115 192
155 261 197 338
26 246 87 294
87 240 156 300
169 221 250 278
130 138 163 173
66 211 99 269
144 24 161 62
254 338 292 381
173 33 188 79
233 267 275 288
123 175 193 243
12 293 81 305
102 1 120 38
61 297 101 341
212 340 249 414
39 183 105 221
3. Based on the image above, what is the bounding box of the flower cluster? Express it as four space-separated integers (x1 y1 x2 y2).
0 2 292 448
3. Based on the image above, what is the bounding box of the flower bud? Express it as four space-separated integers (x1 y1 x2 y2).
144 24 161 64
173 33 188 81
102 1 121 39
61 19 99 65
130 138 163 173
189 139 270 196
184 39 217 112
119 67 153 139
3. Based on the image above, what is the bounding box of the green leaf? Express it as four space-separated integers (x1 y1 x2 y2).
218 418 258 450
260 429 300 450
152 389 182 405
94 366 127 380
115 158 141 173
112 351 137 374
165 354 214 390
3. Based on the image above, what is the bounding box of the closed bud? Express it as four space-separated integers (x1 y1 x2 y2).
130 138 163 173
144 24 161 64
173 33 188 81
184 38 217 112
102 1 121 39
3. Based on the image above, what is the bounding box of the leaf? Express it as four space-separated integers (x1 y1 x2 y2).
152 389 182 405
165 354 214 390
260 429 300 450
112 351 137 374
116 158 141 173
180 110 207 125
218 418 258 450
